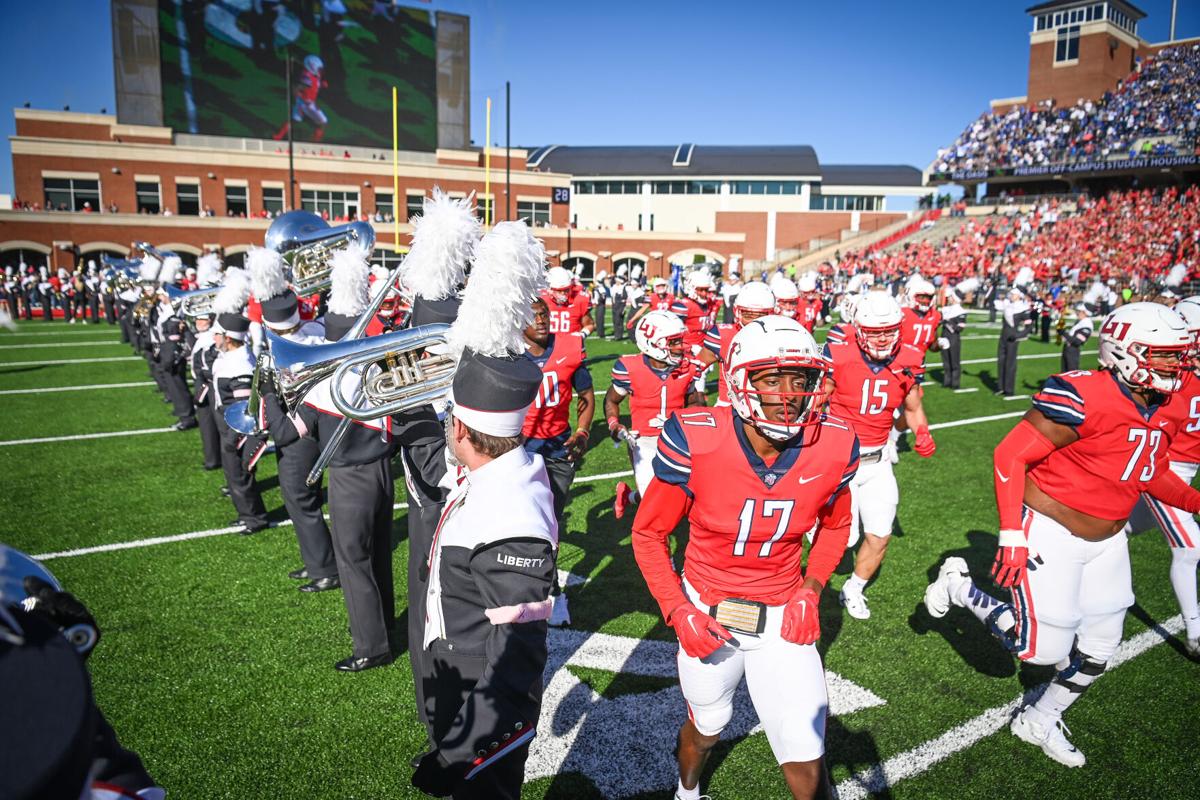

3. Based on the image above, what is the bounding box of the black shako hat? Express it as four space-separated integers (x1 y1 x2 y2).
215 312 251 341
450 348 541 437
409 296 461 328
323 312 357 342
260 289 300 331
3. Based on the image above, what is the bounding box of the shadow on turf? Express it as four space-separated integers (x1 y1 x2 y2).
906 530 1018 679
975 370 1001 394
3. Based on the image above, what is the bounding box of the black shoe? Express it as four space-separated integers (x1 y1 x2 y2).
204 464 221 471
220 486 231 497
172 419 198 431
300 576 341 592
239 521 269 536
335 653 393 672
288 567 310 580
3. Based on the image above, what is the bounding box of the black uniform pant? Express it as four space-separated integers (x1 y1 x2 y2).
543 456 576 523
103 294 117 324
216 413 268 527
996 335 1020 396
328 458 395 659
118 302 132 342
1062 345 1081 373
40 294 51 321
425 641 534 800
88 294 100 322
1040 315 1051 343
613 302 627 339
276 437 337 579
158 343 195 423
940 334 962 388
196 398 222 469
594 301 606 338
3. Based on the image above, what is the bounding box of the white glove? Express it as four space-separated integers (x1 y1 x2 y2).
882 441 900 465
937 337 951 350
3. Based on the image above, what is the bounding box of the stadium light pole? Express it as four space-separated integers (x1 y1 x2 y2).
286 52 296 210
506 81 511 221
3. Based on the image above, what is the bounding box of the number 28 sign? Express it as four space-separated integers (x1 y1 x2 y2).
552 187 571 204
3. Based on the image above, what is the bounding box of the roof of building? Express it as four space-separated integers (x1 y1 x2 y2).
819 164 923 187
529 144 822 177
1025 0 1146 19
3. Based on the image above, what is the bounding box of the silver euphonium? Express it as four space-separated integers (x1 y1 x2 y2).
164 284 221 319
264 210 376 295
99 256 141 293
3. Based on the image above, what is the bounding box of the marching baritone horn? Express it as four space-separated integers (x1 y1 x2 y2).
264 210 376 296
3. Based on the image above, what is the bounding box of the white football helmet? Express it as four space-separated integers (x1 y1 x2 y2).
652 276 670 296
547 266 572 303
907 276 936 312
1178 298 1200 365
725 315 830 441
684 269 714 302
1098 302 1190 393
796 272 818 294
734 282 776 326
634 310 687 366
304 55 324 75
854 291 903 361
770 276 799 316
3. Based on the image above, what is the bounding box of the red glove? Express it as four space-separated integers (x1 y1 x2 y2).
626 319 636 330
914 425 936 457
779 585 821 645
991 528 1028 588
670 602 732 659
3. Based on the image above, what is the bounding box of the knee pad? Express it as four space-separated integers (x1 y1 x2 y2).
1053 645 1108 693
1172 547 1200 568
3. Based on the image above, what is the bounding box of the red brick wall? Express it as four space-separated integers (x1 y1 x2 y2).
15 118 112 141
1027 31 1137 106
714 212 769 260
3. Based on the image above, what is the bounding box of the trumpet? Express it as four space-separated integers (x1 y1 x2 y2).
264 211 376 295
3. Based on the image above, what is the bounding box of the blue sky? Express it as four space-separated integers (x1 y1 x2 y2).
1 0 1197 196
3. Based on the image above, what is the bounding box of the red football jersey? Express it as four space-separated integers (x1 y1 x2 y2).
671 296 718 348
1161 372 1200 463
643 292 676 311
703 323 738 405
649 406 860 606
541 288 591 334
825 338 924 447
297 69 323 103
796 297 823 332
611 354 697 436
900 306 943 357
522 333 587 439
1030 370 1179 520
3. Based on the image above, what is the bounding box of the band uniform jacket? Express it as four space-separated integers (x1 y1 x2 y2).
423 446 558 781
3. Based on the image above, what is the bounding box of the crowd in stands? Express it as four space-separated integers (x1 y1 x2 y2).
933 44 1200 173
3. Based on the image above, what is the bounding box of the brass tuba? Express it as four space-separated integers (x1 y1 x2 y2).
164 284 220 320
264 211 376 295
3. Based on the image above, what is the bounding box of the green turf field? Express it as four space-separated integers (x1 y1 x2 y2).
1 315 1197 799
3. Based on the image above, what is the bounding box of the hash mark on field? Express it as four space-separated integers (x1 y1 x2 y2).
1002 394 1030 401
0 356 142 367
953 387 979 393
0 427 176 447
833 615 1185 800
0 381 155 396
959 350 1094 367
0 341 127 350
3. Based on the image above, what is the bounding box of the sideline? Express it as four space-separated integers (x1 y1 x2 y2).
0 381 155 396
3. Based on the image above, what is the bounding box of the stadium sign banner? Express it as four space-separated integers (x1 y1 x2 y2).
933 155 1200 183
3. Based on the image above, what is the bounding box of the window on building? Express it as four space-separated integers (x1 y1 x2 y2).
43 177 100 211
406 193 424 221
373 247 404 271
176 182 200 215
374 191 393 220
300 188 358 220
261 187 284 215
1056 24 1080 62
226 185 249 216
135 181 161 214
516 200 550 226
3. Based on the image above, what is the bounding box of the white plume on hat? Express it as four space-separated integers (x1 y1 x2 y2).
1083 281 1107 305
1013 266 1035 288
401 187 480 301
369 265 392 300
212 267 251 315
449 220 546 358
326 245 370 316
1165 263 1188 288
138 255 162 282
158 255 182 285
196 253 223 287
953 277 980 296
247 247 288 301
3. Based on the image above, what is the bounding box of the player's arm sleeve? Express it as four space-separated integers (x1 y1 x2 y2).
651 414 693 489
670 300 688 317
805 437 859 586
1031 376 1086 428
571 364 593 392
1146 469 1200 514
631 478 694 622
436 537 556 778
610 359 631 396
703 326 722 356
993 418 1059 530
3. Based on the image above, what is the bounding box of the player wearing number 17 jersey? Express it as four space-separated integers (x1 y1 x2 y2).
632 315 858 800
923 302 1200 768
605 311 703 518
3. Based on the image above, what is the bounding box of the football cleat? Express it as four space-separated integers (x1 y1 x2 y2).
1010 707 1086 768
1186 636 1200 660
923 557 970 619
840 587 871 620
548 592 571 627
614 481 634 520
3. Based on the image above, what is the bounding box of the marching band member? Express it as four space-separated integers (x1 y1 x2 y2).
188 258 223 472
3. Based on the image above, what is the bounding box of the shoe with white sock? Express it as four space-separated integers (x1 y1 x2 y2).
840 587 871 620
1185 635 1200 660
1010 707 1086 767
923 557 970 619
674 794 711 800
548 592 571 627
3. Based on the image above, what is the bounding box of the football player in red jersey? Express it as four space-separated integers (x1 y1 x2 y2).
607 310 704 518
1124 298 1200 658
274 55 329 142
521 296 595 625
825 291 936 621
771 275 799 321
696 281 775 407
899 276 945 359
671 270 720 393
541 266 594 336
632 315 859 800
794 272 823 332
625 275 676 331
924 302 1200 767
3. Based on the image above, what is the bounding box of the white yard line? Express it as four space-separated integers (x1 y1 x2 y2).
0 331 121 338
0 427 175 447
0 381 155 396
953 387 979 394
834 616 1185 800
0 356 142 367
927 411 1024 430
959 350 1093 367
0 341 126 350
1003 394 1031 401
